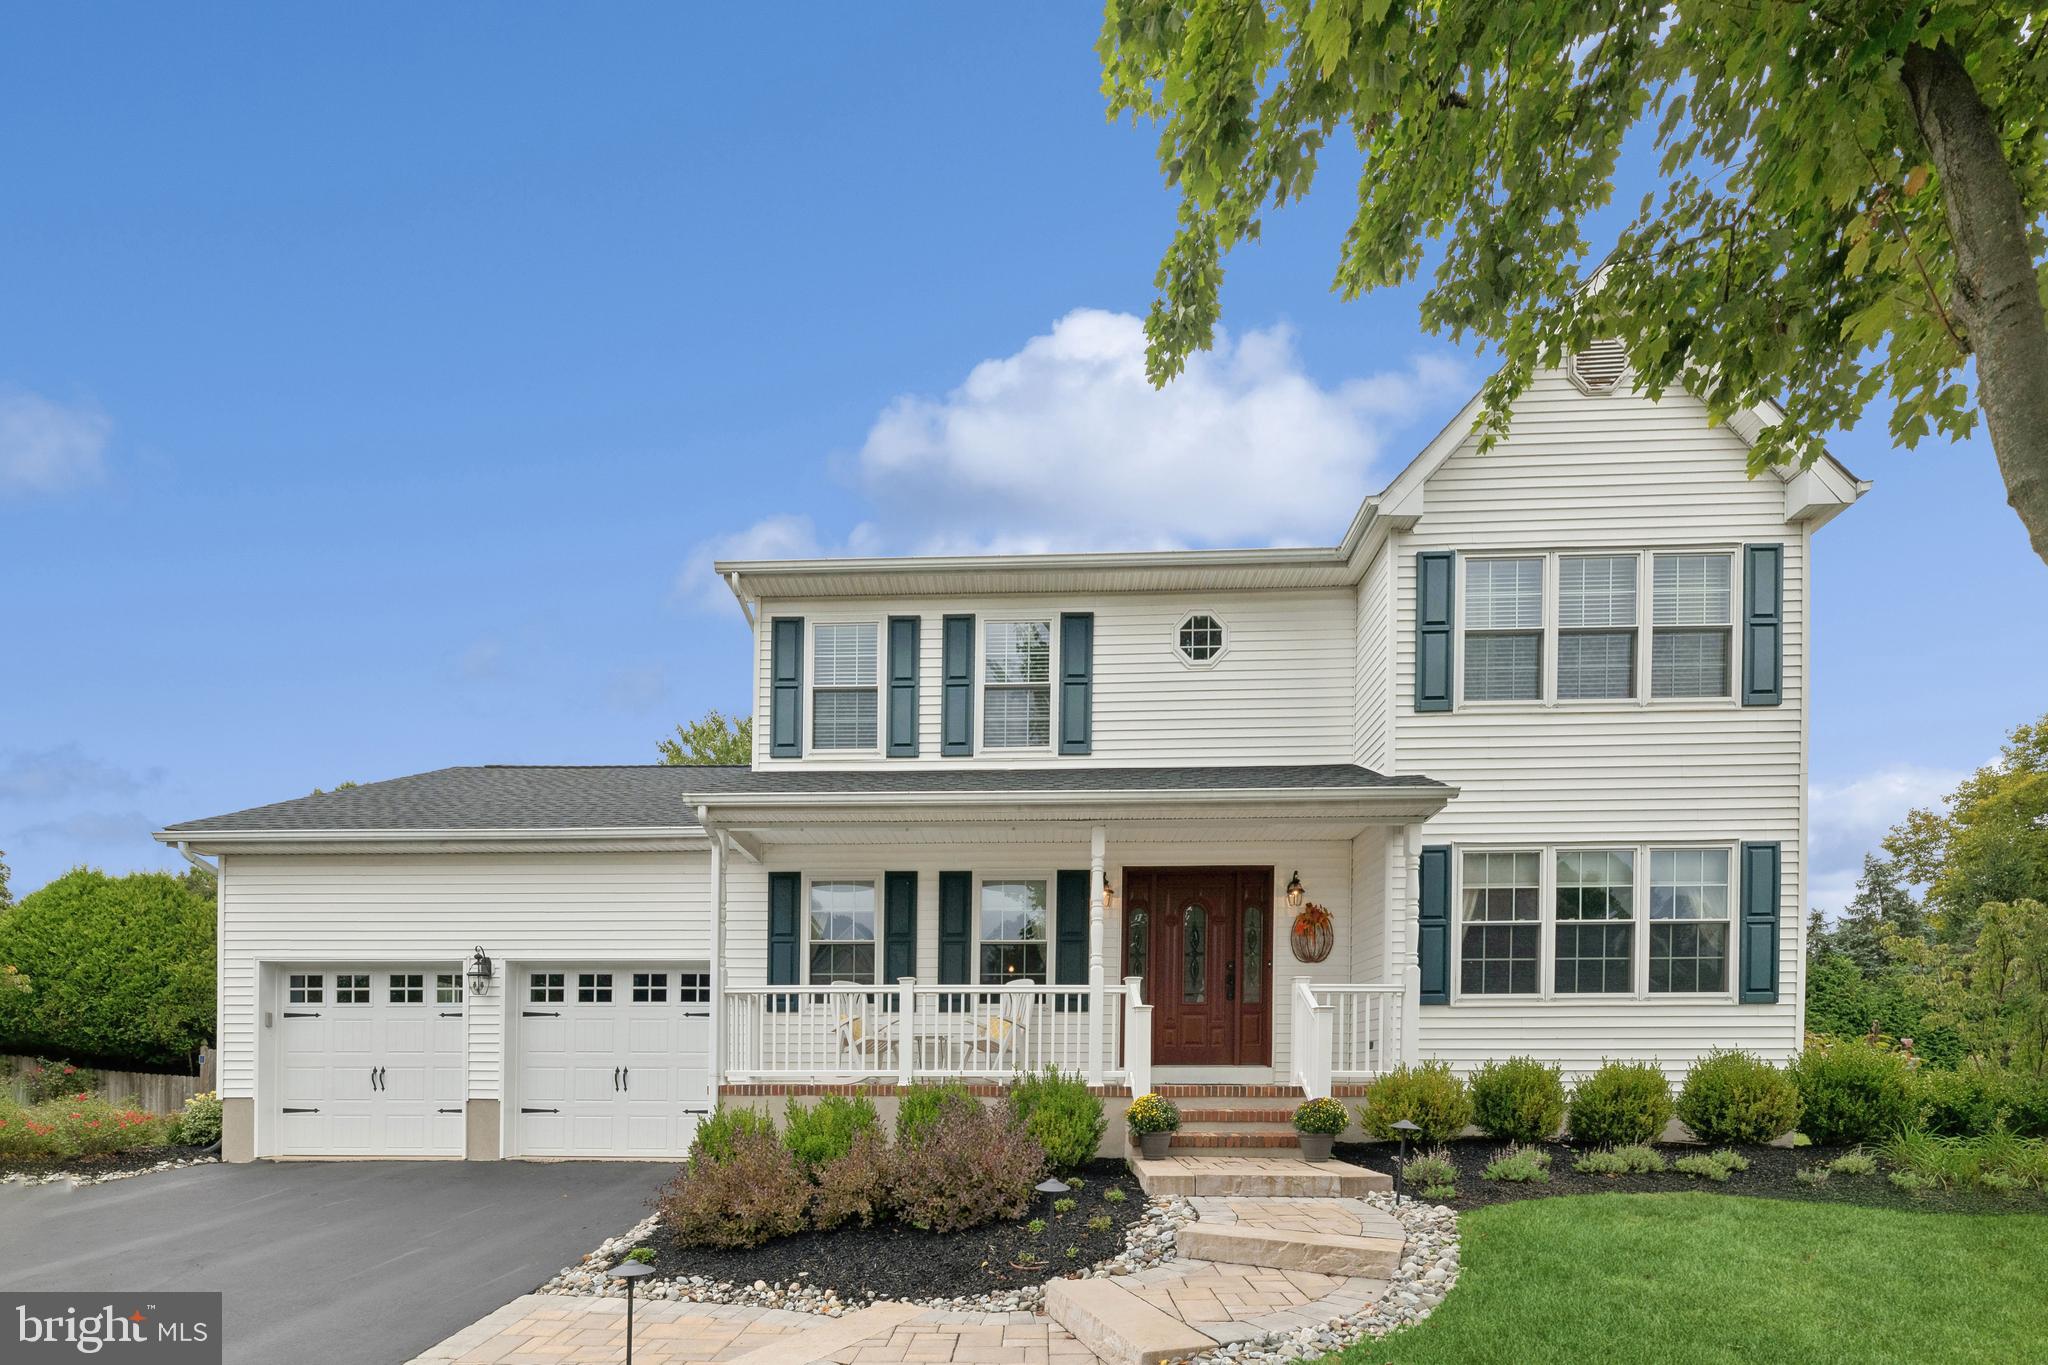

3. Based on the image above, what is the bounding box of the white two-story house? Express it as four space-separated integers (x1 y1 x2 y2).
158 351 1866 1163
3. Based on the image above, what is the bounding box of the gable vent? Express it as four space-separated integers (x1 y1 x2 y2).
1567 338 1628 394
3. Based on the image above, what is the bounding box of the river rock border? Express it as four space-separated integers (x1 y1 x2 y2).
0 1155 219 1190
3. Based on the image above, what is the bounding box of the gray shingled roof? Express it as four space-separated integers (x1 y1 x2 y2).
161 763 1442 835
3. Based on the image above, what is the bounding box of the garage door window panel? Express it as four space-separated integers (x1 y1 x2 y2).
336 973 370 1004
530 972 565 1003
578 973 613 1003
288 974 323 1004
633 972 668 1003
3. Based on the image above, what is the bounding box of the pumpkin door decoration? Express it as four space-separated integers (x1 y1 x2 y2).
1290 901 1334 964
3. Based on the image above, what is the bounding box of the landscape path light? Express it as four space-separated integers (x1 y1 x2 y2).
609 1260 656 1364
1391 1118 1421 1205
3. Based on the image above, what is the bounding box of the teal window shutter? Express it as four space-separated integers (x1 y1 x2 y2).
1058 613 1094 755
937 870 972 1011
883 870 917 1008
769 617 804 757
1742 544 1784 707
1054 868 1089 1012
1417 845 1451 1004
1415 552 1455 712
941 615 975 756
1739 842 1782 1003
767 870 801 1011
887 616 921 756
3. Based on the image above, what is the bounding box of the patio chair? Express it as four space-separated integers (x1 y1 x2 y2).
963 992 1032 1071
830 1010 897 1076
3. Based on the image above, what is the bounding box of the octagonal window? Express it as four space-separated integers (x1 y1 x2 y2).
1177 613 1225 664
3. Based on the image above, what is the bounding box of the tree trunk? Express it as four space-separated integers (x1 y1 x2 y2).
1901 43 2048 566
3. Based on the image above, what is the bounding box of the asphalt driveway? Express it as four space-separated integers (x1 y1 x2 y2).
0 1160 671 1365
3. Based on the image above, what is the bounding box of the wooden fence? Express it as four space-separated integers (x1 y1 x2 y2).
4 1055 214 1113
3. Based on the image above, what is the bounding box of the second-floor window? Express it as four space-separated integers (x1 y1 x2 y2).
1463 558 1543 700
1650 554 1732 699
984 620 1052 748
813 622 879 750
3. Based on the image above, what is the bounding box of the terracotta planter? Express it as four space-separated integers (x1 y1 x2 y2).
1297 1132 1336 1162
1136 1130 1173 1160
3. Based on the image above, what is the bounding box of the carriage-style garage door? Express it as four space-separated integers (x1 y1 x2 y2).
273 964 467 1157
513 964 714 1159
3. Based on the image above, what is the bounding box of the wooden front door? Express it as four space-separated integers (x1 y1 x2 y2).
1122 867 1273 1066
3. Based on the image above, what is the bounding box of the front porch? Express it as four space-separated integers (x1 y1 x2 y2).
685 764 1455 1101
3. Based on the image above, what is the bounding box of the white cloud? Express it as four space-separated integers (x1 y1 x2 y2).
0 745 146 804
0 386 111 495
678 309 1468 608
1806 765 1962 916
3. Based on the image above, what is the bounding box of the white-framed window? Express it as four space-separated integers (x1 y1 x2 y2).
1649 848 1732 992
1650 554 1734 699
808 878 878 984
388 972 425 1004
335 973 370 1005
1553 849 1635 994
529 971 565 1003
287 973 323 1005
678 971 711 1003
1557 555 1637 700
577 971 613 1003
632 971 667 1003
1175 612 1227 666
1463 559 1543 701
812 621 880 750
436 973 463 1005
983 620 1053 748
1458 850 1541 994
979 878 1049 984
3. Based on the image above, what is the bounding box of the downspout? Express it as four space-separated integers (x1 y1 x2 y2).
725 572 757 627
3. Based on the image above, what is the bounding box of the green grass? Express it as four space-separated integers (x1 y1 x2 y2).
1326 1193 2048 1365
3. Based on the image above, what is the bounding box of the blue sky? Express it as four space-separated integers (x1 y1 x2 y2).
2 5 2042 908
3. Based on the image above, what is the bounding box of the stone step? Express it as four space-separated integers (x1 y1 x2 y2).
725 1300 922 1364
1130 1154 1392 1199
1045 1276 1215 1365
1175 1220 1404 1279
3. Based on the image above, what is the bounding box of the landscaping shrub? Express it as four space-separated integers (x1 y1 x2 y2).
1916 1065 2010 1138
0 1095 177 1160
1124 1093 1180 1134
782 1094 879 1172
1672 1151 1744 1183
2001 1073 2048 1138
1293 1097 1349 1135
1790 1040 1918 1144
1404 1148 1458 1189
1829 1148 1878 1177
1794 1164 1831 1186
895 1079 975 1146
1573 1143 1668 1176
1676 1050 1803 1145
1008 1067 1106 1170
1358 1061 1474 1144
890 1098 1045 1233
1470 1057 1566 1143
1568 1061 1674 1146
661 1127 810 1249
175 1092 223 1147
1481 1143 1551 1183
809 1129 896 1230
686 1105 776 1172
14 1059 100 1105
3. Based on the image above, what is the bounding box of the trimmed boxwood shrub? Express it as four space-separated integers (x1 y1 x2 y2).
1358 1061 1474 1144
1676 1050 1803 1145
782 1093 879 1172
1789 1040 1918 1144
1568 1061 1674 1146
1916 1065 2011 1138
1470 1057 1566 1142
895 1079 974 1145
1009 1067 1106 1170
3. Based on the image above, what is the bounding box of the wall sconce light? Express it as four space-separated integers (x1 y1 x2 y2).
1285 871 1305 909
1101 875 1117 912
467 946 495 998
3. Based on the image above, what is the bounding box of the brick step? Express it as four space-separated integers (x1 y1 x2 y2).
1152 1083 1306 1098
1165 1131 1304 1150
1176 1107 1305 1124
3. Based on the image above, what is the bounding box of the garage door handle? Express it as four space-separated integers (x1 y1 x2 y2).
622 1067 629 1090
521 1107 558 1114
523 1010 559 1017
283 1011 320 1018
282 1107 319 1114
612 1066 620 1092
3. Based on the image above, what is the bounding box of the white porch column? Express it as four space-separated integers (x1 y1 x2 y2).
1087 824 1106 1085
1399 821 1423 1066
706 823 727 1092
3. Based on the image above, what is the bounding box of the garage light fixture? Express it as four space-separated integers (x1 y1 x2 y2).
467 947 495 998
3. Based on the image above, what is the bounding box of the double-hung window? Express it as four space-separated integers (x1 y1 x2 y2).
1459 850 1540 994
984 620 1052 748
1463 559 1543 701
812 622 879 749
1648 849 1731 992
808 879 877 985
1557 556 1637 700
1650 554 1733 698
1554 849 1634 993
979 879 1048 984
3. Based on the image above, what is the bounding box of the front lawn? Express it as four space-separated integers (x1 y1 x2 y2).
1328 1193 2048 1365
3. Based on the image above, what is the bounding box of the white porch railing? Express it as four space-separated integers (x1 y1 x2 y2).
724 980 1147 1086
1291 978 1404 1097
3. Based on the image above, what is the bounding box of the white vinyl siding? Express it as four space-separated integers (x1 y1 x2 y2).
1352 544 1394 772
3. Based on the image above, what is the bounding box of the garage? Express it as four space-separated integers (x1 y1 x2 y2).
273 963 467 1157
513 963 714 1159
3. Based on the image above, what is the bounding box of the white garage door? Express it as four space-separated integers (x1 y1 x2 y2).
274 965 466 1157
514 964 714 1159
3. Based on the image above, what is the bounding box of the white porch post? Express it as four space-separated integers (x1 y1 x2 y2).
1399 822 1423 1067
706 819 728 1092
1087 824 1106 1085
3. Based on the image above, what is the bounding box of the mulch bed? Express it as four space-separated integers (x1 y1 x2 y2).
1335 1139 2048 1216
0 1144 213 1182
638 1158 1147 1301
